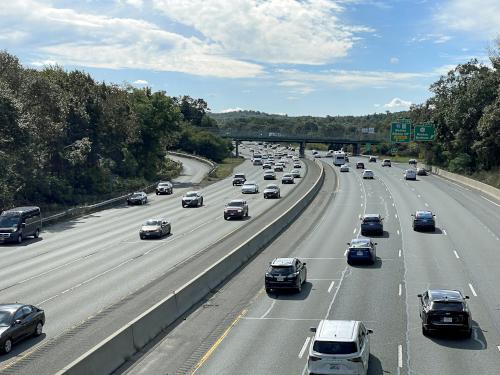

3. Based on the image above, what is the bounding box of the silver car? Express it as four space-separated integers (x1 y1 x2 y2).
139 218 171 239
242 181 259 194
181 191 203 207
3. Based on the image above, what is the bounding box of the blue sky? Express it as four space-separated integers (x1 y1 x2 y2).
1 0 498 116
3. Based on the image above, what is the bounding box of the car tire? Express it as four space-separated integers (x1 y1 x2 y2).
422 325 429 336
200 198 203 206
464 328 472 338
182 204 185 208
140 235 145 240
2 338 12 354
224 216 228 220
34 229 40 239
265 288 271 294
34 321 43 337
246 210 249 217
296 280 302 293
17 233 22 244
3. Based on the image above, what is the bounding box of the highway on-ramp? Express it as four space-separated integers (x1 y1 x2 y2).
122 156 500 375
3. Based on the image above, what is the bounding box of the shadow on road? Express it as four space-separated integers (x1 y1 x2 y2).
266 281 313 301
427 321 487 350
0 333 47 364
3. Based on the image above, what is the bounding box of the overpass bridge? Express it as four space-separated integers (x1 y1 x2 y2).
215 130 385 157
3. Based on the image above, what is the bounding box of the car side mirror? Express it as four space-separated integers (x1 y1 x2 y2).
433 214 436 217
374 243 378 245
417 294 422 298
303 262 306 266
310 327 317 333
14 319 22 325
347 242 350 245
465 296 470 299
367 329 373 334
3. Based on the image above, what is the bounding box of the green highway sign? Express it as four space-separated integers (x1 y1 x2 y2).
390 120 411 143
414 123 435 141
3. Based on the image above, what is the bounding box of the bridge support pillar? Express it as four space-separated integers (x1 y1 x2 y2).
234 140 240 157
299 141 306 158
352 143 359 156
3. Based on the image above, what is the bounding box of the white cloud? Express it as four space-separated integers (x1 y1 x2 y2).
152 0 374 65
133 79 148 85
219 107 244 113
410 33 452 44
119 0 144 7
278 80 315 95
30 59 58 67
390 57 399 64
383 97 412 109
435 0 500 37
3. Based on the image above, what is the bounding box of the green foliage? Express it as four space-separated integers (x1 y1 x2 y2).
177 125 233 162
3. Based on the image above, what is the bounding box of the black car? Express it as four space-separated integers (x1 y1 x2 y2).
182 191 203 207
156 181 173 195
409 159 418 166
360 214 384 236
417 168 427 176
232 173 246 186
412 211 435 231
263 184 281 199
265 257 307 293
0 304 45 354
368 156 377 162
347 238 377 265
418 289 472 337
224 199 248 220
356 161 365 169
127 192 148 205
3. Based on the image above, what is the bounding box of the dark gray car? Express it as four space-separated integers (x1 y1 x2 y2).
0 304 45 354
360 214 384 236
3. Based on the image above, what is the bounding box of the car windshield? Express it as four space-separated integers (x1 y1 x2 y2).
432 301 464 311
228 201 244 207
416 212 433 219
131 193 142 198
234 175 245 179
266 185 278 190
158 183 170 186
313 341 358 355
144 220 161 226
185 192 198 197
0 311 12 326
363 217 380 222
269 266 294 275
244 182 255 186
0 215 20 227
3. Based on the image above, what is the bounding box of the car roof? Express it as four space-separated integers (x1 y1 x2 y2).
265 184 279 188
228 199 245 204
0 303 25 313
144 218 167 223
364 169 373 172
244 181 256 184
416 210 433 215
2 206 40 214
363 213 380 218
428 289 464 301
316 320 359 342
271 257 296 266
132 191 145 194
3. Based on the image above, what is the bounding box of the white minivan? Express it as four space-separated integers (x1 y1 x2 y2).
308 320 372 375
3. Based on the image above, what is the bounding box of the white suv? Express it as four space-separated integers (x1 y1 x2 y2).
404 169 417 180
308 320 372 375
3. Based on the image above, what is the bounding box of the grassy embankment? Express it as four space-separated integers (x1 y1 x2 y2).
208 157 245 181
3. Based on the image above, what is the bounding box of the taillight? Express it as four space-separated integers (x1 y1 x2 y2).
308 356 321 362
348 357 362 362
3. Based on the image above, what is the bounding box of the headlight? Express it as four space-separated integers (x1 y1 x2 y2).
237 209 242 212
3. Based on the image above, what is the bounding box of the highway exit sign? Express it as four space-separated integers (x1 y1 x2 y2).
414 123 435 141
390 120 411 143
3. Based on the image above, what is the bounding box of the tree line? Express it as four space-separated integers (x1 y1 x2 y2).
0 51 232 211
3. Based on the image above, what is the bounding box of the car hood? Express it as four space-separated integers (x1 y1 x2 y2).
242 185 256 189
183 197 196 200
0 326 9 336
0 227 16 233
226 206 244 210
141 225 161 231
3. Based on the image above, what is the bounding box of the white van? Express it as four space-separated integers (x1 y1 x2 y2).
308 320 372 375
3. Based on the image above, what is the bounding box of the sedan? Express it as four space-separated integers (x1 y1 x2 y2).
356 161 365 169
340 165 349 172
0 304 45 354
127 191 148 205
362 170 374 179
291 169 301 178
418 289 472 337
273 165 284 172
347 238 377 264
262 163 272 169
404 169 417 180
263 184 281 199
241 181 259 194
156 181 173 195
417 168 427 176
360 214 384 236
263 170 277 180
293 163 301 169
281 173 295 184
369 156 377 162
412 211 436 231
182 191 203 207
139 218 171 239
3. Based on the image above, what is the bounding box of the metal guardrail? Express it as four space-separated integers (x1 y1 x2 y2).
167 150 218 175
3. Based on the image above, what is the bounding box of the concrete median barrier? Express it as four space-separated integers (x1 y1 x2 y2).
57 159 325 375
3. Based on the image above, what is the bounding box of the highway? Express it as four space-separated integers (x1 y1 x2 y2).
0 151 315 374
122 155 500 375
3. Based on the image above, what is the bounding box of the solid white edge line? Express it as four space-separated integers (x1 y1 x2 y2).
468 283 478 297
353 228 357 234
398 284 402 296
398 344 403 368
398 249 402 257
453 250 460 259
481 195 500 207
443 229 447 236
497 345 500 353
328 281 335 293
395 214 398 219
298 337 311 359
397 230 400 236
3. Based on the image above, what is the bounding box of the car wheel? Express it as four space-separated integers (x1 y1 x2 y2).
17 233 22 244
200 198 204 206
296 280 302 293
34 322 43 336
2 338 12 354
34 229 40 239
224 216 228 220
246 210 249 217
265 288 271 294
422 325 429 336
140 235 145 240
156 192 159 195
182 204 185 208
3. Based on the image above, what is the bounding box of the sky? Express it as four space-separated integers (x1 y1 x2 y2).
1 0 499 116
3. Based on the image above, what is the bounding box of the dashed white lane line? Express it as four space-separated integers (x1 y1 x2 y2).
497 345 500 353
353 227 357 234
344 249 348 256
361 203 364 207
417 194 421 198
395 214 398 219
398 249 402 258
453 250 460 259
298 337 311 359
424 202 429 207
481 195 500 207
392 203 395 207
328 281 335 293
398 284 402 296
397 230 400 236
398 345 403 368
469 283 478 297
443 229 447 236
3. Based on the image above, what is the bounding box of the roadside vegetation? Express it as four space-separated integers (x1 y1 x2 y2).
208 157 245 181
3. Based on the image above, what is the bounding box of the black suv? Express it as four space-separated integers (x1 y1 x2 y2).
232 173 246 186
418 289 472 337
369 156 377 162
265 258 307 293
412 211 435 231
356 161 365 169
360 214 384 236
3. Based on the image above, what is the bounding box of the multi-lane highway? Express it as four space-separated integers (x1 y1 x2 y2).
0 151 315 374
122 155 500 375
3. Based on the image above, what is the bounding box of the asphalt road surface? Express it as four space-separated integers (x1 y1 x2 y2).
122 156 500 375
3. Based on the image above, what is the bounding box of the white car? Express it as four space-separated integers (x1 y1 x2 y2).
382 159 391 167
241 181 259 194
340 165 349 172
308 320 372 375
362 170 374 179
404 169 417 180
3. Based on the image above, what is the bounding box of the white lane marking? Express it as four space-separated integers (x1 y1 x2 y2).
424 202 429 207
398 249 402 258
497 345 500 353
361 203 364 207
328 281 335 293
302 257 346 260
398 345 403 368
453 250 460 259
308 278 340 281
395 214 398 219
481 195 500 207
417 194 421 198
399 284 402 296
298 337 311 359
243 317 321 321
392 203 395 207
443 229 447 236
444 179 471 191
344 249 348 256
353 228 357 234
260 300 276 319
397 230 400 236
468 283 478 297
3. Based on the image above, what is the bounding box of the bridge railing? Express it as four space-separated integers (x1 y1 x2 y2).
210 129 386 142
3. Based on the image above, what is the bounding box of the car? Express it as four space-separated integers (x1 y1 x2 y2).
308 320 372 375
281 173 295 184
274 164 284 172
263 184 280 199
139 218 171 239
252 158 263 166
0 303 45 354
368 156 377 162
181 191 203 207
223 199 248 220
345 155 349 162
263 170 277 180
382 159 391 167
362 170 374 179
417 168 427 176
292 156 299 162
265 257 307 293
232 173 246 186
409 159 418 166
360 214 383 236
262 163 272 169
356 161 365 169
0 206 41 244
418 289 472 337
347 238 377 265
404 169 417 180
293 163 301 169
241 181 259 194
412 211 435 231
127 191 148 205
156 181 173 195
291 169 301 178
340 165 349 172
